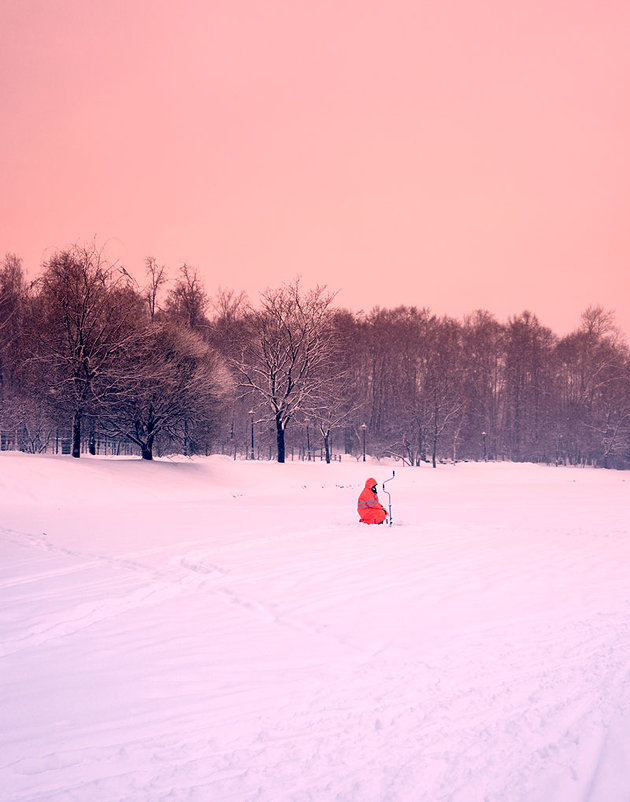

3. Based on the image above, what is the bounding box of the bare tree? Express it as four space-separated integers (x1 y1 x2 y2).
7 239 630 468
234 280 337 462
460 310 504 460
206 287 250 363
422 317 466 467
164 264 209 330
144 256 167 320
306 310 361 463
556 307 630 466
0 253 27 399
210 287 248 323
501 312 556 462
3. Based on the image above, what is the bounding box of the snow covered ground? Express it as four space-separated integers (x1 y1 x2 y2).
1 452 629 801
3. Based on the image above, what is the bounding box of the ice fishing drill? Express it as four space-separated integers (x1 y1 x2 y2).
382 470 395 526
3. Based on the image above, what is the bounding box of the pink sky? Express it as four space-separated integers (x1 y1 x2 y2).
2 0 630 338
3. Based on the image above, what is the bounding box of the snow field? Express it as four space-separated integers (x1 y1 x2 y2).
1 453 629 801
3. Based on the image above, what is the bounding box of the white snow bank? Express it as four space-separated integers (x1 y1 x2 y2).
1 452 629 801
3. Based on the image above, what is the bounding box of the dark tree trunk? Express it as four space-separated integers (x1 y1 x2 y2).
324 431 331 464
275 415 285 463
418 424 426 464
72 411 82 458
141 434 154 460
88 419 96 455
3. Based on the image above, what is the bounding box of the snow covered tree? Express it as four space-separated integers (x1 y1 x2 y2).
33 244 141 457
101 322 233 460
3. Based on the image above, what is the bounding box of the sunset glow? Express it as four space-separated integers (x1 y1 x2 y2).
2 0 629 336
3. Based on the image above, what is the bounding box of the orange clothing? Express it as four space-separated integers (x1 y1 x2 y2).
357 477 388 524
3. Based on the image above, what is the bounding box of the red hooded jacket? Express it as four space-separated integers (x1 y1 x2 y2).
357 477 388 524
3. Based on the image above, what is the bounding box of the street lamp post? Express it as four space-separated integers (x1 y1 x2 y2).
361 423 367 462
482 431 487 462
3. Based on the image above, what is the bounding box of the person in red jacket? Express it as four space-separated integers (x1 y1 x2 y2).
357 477 388 524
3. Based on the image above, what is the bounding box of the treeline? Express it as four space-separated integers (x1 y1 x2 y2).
1 245 629 467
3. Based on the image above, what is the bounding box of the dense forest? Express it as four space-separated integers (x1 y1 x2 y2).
1 245 629 468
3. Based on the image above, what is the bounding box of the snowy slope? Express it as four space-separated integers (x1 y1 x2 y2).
1 453 629 801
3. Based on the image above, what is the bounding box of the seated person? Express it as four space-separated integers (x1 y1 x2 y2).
357 477 388 524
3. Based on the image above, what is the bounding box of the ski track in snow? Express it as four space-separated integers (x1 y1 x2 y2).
1 454 630 801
